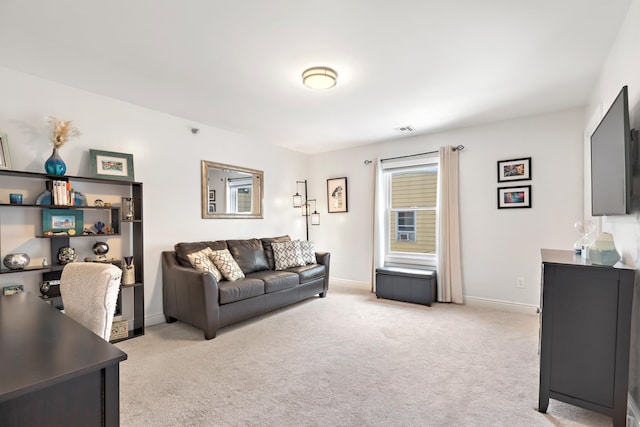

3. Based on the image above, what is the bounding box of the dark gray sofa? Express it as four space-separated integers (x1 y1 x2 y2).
162 236 330 339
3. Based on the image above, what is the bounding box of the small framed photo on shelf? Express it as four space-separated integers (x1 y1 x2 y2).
497 185 532 209
89 149 135 181
3 284 24 296
42 209 84 235
0 132 13 170
497 157 531 182
327 177 348 213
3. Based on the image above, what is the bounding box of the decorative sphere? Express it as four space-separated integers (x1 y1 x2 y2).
92 241 109 256
3 253 30 270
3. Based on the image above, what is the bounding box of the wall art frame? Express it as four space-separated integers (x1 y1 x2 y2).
89 149 135 181
497 185 531 209
327 177 348 213
42 208 84 235
0 132 12 170
497 157 531 182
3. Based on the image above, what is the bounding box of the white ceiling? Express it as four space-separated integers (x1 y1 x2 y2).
0 1 632 154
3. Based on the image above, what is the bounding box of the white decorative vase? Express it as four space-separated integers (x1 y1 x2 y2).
589 232 620 266
122 257 135 285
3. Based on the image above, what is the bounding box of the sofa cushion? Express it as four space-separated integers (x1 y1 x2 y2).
272 240 306 270
227 239 269 274
247 270 299 293
286 263 326 284
218 277 265 304
174 241 228 267
210 249 245 281
261 235 291 270
186 247 223 282
300 240 316 264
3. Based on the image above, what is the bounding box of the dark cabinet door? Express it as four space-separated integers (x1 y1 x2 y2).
549 266 618 406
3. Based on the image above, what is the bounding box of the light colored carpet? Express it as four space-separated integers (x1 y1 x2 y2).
115 280 612 427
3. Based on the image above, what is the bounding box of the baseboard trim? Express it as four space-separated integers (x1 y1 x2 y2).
465 296 539 315
628 394 640 427
146 312 167 327
332 277 540 314
330 277 371 288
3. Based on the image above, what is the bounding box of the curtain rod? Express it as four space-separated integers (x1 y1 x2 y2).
363 145 464 165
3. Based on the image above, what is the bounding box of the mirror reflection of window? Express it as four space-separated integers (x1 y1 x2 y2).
201 160 263 219
227 176 252 213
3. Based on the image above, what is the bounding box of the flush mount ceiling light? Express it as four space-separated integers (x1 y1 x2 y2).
302 67 338 90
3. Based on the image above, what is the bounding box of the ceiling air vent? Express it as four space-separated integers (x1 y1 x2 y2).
394 125 415 133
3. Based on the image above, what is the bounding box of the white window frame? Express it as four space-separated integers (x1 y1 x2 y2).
382 156 438 267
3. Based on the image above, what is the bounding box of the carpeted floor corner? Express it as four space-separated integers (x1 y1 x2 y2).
115 280 612 426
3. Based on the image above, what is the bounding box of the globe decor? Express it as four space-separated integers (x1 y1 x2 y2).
44 116 80 176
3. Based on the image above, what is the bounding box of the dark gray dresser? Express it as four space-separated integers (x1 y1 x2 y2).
538 249 635 427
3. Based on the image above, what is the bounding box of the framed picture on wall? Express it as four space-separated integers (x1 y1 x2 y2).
42 209 84 235
327 177 348 213
0 132 13 170
497 185 531 209
497 157 531 182
89 149 135 181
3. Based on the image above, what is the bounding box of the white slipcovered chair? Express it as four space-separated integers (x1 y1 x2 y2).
60 262 122 341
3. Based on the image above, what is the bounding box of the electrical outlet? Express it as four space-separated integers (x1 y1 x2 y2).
516 277 525 288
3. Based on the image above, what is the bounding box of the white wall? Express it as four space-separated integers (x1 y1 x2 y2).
583 0 640 412
586 0 640 261
311 108 585 308
0 66 310 325
0 61 592 318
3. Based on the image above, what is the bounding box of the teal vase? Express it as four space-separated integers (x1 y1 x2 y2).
44 147 66 176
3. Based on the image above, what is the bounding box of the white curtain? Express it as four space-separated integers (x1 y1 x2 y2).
436 146 463 303
371 159 385 292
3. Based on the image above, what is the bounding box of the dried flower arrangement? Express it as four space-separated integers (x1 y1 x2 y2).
47 116 80 149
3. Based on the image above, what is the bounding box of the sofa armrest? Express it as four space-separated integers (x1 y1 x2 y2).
315 251 331 297
162 251 220 339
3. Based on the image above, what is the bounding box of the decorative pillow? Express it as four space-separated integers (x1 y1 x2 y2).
261 235 292 270
186 247 223 282
209 249 245 281
272 240 306 270
300 240 316 265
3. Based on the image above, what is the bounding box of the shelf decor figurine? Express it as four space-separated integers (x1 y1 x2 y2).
44 116 80 176
589 232 621 266
92 241 109 261
57 247 76 265
122 256 135 285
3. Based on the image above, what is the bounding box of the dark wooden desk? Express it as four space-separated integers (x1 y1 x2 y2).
0 292 127 426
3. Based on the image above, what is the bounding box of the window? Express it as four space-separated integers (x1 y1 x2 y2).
382 157 438 266
396 211 416 242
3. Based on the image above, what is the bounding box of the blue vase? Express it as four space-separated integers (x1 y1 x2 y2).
44 147 66 175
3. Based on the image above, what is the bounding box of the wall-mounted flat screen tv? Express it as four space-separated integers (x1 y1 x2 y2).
591 86 632 216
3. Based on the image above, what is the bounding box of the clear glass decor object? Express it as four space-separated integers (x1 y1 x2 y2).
122 197 134 221
589 232 621 266
573 219 596 254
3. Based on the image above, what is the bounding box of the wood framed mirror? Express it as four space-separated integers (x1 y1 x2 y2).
201 160 263 219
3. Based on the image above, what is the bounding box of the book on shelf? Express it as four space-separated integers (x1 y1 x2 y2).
48 179 75 206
